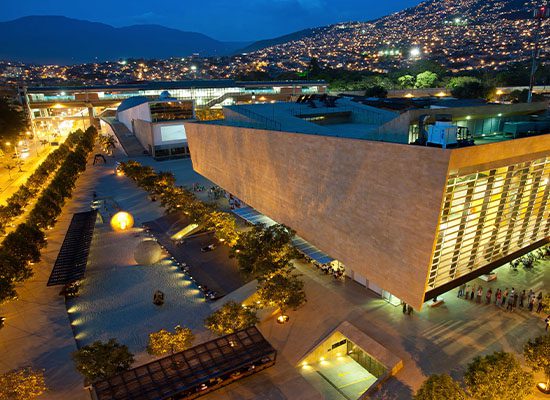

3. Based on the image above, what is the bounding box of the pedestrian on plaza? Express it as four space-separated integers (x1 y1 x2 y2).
545 315 550 332
496 289 502 306
476 286 483 303
519 290 526 308
458 283 466 298
536 296 544 314
402 302 407 314
486 288 492 304
512 293 518 311
470 288 475 301
502 288 509 307
464 285 471 300
529 295 535 312
506 295 514 311
407 305 413 315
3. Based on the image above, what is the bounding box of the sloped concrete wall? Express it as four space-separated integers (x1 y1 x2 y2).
185 123 451 308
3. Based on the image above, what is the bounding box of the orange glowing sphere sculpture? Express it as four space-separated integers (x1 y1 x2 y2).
110 211 134 232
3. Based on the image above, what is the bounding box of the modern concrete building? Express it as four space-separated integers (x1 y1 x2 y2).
115 93 194 159
19 80 327 146
185 96 550 309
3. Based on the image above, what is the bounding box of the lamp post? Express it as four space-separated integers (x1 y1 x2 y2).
527 4 549 103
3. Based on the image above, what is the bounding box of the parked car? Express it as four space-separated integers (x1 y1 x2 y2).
201 244 216 253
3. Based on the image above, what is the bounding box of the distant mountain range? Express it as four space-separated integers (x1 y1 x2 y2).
1 0 546 68
0 16 249 64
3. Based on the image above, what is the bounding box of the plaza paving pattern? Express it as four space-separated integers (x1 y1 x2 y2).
0 141 548 399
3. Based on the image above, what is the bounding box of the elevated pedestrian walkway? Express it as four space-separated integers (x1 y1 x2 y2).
101 117 146 157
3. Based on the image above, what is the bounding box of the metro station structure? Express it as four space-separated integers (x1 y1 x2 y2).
185 96 550 309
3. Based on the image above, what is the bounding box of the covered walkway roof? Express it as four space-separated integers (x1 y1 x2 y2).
93 326 276 400
47 210 97 286
232 206 334 265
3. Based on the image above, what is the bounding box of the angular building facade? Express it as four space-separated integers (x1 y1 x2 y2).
185 100 550 309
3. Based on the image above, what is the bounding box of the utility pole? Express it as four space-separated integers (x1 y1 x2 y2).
528 3 549 103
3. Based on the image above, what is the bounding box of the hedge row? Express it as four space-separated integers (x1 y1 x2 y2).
120 161 239 246
0 127 98 302
0 129 88 235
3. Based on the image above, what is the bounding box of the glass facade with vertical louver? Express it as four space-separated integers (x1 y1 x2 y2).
428 156 550 290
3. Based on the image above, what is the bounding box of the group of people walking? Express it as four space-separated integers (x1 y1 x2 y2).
458 284 545 314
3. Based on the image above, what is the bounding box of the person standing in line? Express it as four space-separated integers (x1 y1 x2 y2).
519 290 526 308
502 288 509 307
496 289 502 306
464 284 471 300
510 287 515 300
458 283 466 298
485 288 492 304
512 292 518 311
506 295 514 311
476 286 483 303
529 295 535 312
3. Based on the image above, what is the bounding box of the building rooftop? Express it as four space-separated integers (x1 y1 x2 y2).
25 79 327 93
201 97 550 147
213 97 399 140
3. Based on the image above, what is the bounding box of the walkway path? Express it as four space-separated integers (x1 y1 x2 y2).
0 148 110 399
201 256 549 400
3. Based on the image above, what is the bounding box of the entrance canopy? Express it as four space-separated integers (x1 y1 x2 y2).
232 206 334 265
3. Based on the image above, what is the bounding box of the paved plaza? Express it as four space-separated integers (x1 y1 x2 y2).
0 140 548 399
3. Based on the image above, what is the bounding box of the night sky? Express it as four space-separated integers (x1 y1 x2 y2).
1 0 423 41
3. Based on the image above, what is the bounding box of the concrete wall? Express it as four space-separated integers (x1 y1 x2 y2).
133 119 153 152
449 133 550 174
185 123 451 309
116 102 151 133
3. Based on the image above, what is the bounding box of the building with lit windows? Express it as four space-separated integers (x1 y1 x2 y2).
18 80 326 144
184 97 550 309
115 93 195 159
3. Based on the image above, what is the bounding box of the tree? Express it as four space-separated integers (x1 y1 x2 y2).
99 134 116 153
464 351 533 400
508 89 544 103
0 98 27 144
0 367 47 400
414 374 467 400
524 334 550 390
398 75 415 89
232 223 298 277
415 71 438 88
72 339 134 383
147 326 195 356
204 211 239 246
448 77 491 99
364 85 388 98
204 301 259 336
257 268 307 314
